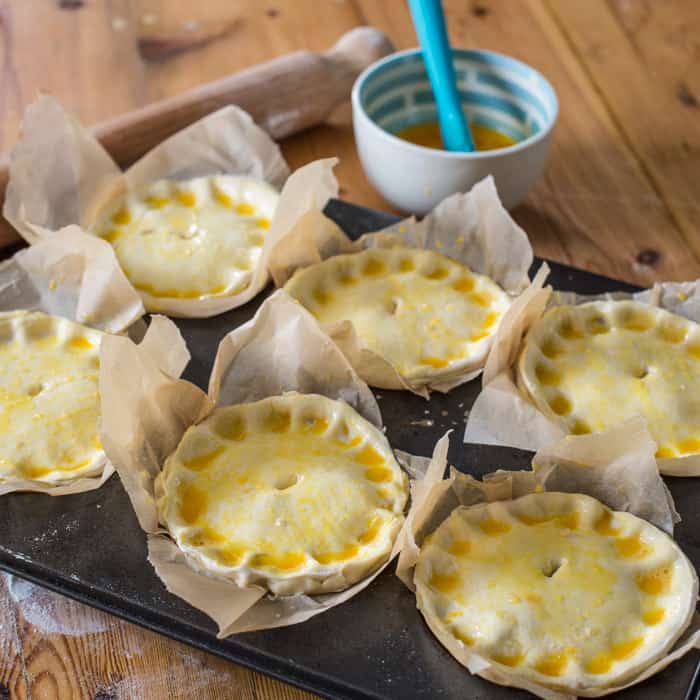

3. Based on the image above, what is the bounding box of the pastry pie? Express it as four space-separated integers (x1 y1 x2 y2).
92 175 278 305
157 393 408 595
284 247 510 386
0 310 105 484
518 301 700 459
414 492 697 694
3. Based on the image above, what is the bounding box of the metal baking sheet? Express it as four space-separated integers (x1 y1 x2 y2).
0 199 697 699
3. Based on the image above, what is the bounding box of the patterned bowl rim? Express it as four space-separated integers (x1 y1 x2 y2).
351 47 559 160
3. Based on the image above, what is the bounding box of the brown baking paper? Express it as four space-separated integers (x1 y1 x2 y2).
397 420 699 700
269 175 534 396
465 272 700 476
4 95 338 318
0 227 144 496
99 289 444 636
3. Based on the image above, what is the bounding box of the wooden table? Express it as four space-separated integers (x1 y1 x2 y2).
1 1 699 698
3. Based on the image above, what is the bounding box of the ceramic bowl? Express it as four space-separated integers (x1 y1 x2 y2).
351 48 558 213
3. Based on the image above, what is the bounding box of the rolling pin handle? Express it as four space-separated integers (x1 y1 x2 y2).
325 27 395 76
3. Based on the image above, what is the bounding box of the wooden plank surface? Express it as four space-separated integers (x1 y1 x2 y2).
1 0 699 698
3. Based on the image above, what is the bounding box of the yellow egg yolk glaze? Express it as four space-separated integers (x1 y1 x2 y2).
0 311 104 484
414 492 696 693
158 393 409 595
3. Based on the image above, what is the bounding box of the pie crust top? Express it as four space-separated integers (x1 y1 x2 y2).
284 247 510 385
157 393 409 595
92 175 278 304
518 301 700 459
0 311 105 484
415 492 697 694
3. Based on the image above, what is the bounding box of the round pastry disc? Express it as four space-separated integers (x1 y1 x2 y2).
284 246 510 386
0 310 105 485
415 492 697 695
158 393 409 595
92 175 279 305
518 300 700 461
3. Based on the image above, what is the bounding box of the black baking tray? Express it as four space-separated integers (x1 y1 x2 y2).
0 199 697 700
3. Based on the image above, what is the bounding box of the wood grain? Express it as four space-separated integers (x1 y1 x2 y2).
1 1 699 698
0 573 316 700
548 1 700 242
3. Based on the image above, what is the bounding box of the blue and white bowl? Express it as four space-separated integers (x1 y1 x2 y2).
351 48 558 213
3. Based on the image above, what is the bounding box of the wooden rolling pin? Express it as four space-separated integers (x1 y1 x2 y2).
0 26 394 249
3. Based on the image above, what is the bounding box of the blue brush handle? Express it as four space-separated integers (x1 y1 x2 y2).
408 0 474 152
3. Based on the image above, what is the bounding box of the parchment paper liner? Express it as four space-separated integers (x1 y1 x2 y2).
268 175 534 396
398 419 699 699
4 95 338 318
464 269 700 476
0 227 144 495
99 289 444 636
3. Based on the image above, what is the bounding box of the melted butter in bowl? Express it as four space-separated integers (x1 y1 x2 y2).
352 47 558 212
395 121 518 152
